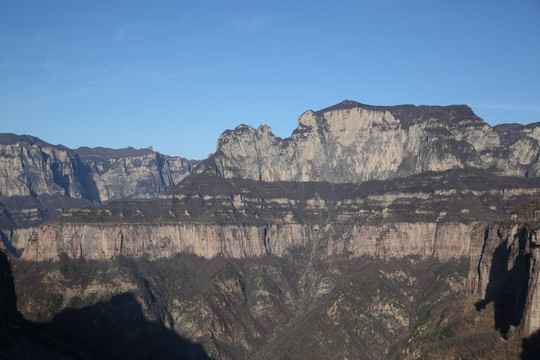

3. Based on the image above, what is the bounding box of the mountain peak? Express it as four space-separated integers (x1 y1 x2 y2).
199 100 535 183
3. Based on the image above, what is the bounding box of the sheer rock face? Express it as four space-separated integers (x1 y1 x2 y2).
0 134 97 200
19 221 479 264
0 133 199 230
74 146 197 202
17 169 540 262
196 101 540 182
9 101 540 342
462 200 540 337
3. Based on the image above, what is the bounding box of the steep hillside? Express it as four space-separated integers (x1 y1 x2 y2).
0 248 101 358
12 250 471 359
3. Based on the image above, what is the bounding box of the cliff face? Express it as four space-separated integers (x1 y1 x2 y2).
0 134 98 200
9 101 540 357
464 200 540 337
0 133 199 234
196 101 540 182
74 146 197 202
18 164 540 262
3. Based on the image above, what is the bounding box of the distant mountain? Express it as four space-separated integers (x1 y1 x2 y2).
196 100 540 182
0 133 199 251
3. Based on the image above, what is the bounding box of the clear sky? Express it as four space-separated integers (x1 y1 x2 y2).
1 0 539 159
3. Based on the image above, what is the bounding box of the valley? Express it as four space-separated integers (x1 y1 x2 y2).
2 100 540 358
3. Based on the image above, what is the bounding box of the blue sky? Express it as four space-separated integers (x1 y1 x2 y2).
1 0 539 159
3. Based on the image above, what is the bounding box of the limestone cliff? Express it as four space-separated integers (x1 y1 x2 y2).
10 100 540 353
465 199 540 337
0 133 199 233
75 146 197 202
18 169 540 261
195 100 540 182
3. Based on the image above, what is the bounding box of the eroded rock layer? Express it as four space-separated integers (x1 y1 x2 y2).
0 133 198 240
196 100 540 182
9 101 540 358
18 170 540 261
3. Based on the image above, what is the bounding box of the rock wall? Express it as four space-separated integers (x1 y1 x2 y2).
75 146 198 202
0 134 98 200
17 201 540 337
0 133 199 230
19 221 477 262
196 101 540 182
464 201 540 336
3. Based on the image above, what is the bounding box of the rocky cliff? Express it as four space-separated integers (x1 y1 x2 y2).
0 133 199 240
464 199 540 337
17 169 540 261
74 146 197 202
195 100 540 182
9 100 540 358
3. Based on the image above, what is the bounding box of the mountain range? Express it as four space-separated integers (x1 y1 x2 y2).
2 100 540 359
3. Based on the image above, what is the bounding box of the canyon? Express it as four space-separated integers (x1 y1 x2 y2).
3 100 540 359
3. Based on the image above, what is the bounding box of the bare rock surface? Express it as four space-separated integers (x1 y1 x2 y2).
0 133 199 243
8 100 540 358
196 100 540 182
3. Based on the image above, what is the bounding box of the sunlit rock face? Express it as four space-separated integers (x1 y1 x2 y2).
74 146 198 202
0 134 97 199
197 100 540 182
9 100 540 358
0 133 199 231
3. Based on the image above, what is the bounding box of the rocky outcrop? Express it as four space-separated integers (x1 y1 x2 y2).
196 101 540 182
74 146 198 202
18 168 540 262
0 134 99 200
0 133 199 233
464 199 540 337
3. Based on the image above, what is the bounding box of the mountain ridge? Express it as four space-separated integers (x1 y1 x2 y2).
7 100 540 359
195 100 539 184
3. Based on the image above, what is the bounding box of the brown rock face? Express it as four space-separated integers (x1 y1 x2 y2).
19 168 540 262
464 200 540 337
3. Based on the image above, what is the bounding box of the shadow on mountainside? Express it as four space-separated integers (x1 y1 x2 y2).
48 292 211 360
521 329 540 359
475 228 531 337
475 226 538 359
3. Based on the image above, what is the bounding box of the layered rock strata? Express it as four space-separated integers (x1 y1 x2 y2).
0 133 198 235
196 100 540 182
19 170 540 261
11 101 540 342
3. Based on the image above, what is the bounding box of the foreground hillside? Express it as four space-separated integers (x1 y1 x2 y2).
6 101 540 358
